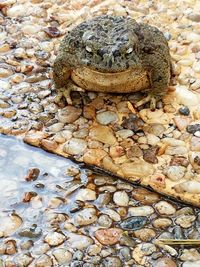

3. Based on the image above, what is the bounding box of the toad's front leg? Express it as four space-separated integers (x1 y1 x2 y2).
53 55 84 105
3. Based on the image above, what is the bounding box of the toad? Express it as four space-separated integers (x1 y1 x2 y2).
53 15 171 109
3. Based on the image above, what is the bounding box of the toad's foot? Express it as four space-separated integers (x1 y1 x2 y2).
55 81 85 105
135 94 160 111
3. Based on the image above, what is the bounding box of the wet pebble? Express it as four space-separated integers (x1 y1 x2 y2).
35 254 52 267
153 218 172 229
134 228 156 242
73 208 97 226
103 256 122 267
64 138 87 155
129 206 154 216
155 201 176 215
94 228 123 245
164 165 186 181
75 188 96 201
182 261 200 267
175 214 196 228
57 106 82 123
119 216 147 230
89 125 117 145
180 249 200 261
132 188 160 204
179 106 190 116
187 124 200 134
96 111 118 125
53 248 72 265
67 233 93 250
155 257 177 267
113 191 129 206
98 214 113 228
44 232 65 246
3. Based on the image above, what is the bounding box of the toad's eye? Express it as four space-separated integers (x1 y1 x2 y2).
86 46 92 53
126 47 133 54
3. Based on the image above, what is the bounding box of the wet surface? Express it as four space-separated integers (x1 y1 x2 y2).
1 134 200 266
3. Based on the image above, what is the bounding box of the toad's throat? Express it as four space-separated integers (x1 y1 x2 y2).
71 67 150 93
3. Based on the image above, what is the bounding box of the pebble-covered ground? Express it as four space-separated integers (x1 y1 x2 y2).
0 0 200 266
0 0 200 206
1 135 200 267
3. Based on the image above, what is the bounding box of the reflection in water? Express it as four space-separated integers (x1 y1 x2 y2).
0 134 76 209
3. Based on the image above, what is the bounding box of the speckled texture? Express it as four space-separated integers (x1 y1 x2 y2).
53 15 171 107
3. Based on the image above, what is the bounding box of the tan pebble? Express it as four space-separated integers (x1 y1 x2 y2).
109 146 125 158
0 43 10 52
41 139 58 152
193 106 200 119
191 79 200 90
134 228 156 242
153 218 172 229
155 257 177 267
89 125 117 145
24 131 49 147
132 188 160 204
173 116 192 131
178 59 193 66
94 228 123 245
83 148 107 165
120 159 154 179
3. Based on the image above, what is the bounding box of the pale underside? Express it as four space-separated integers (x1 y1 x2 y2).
71 67 150 93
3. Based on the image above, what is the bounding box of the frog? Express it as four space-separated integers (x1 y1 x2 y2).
53 15 171 110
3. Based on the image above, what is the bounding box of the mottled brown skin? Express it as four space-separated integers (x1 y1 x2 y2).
53 15 171 109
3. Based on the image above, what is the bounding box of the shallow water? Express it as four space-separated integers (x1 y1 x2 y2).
0 134 77 210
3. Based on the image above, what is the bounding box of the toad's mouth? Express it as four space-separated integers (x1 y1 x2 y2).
71 67 150 93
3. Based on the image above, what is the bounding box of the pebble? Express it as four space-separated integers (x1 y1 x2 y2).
0 214 22 236
187 13 200 22
75 188 96 201
0 80 11 90
64 138 87 155
120 159 155 178
95 228 123 245
132 243 157 265
35 254 52 267
187 124 200 134
134 228 156 242
128 206 154 216
179 106 190 116
155 201 176 215
116 129 133 139
113 191 129 206
96 111 118 125
57 106 82 123
103 208 121 222
98 214 113 228
180 249 200 262
103 257 122 267
73 208 97 226
132 188 160 204
153 218 172 229
164 165 186 181
143 123 166 136
173 116 191 131
182 261 200 267
175 215 196 228
44 232 65 246
67 233 93 250
89 125 117 145
174 181 200 194
165 146 188 155
155 257 177 267
119 216 147 230
53 248 72 265
176 86 199 106
190 136 200 151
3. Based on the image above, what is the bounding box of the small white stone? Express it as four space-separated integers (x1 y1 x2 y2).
164 166 186 181
128 206 154 216
176 86 200 106
45 232 65 246
103 208 121 222
75 188 96 201
175 215 196 228
67 233 93 250
116 129 133 139
53 248 72 264
113 191 129 206
146 134 160 146
0 80 11 90
48 123 64 133
155 201 176 215
162 137 185 147
73 208 97 226
183 261 200 267
63 138 87 155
